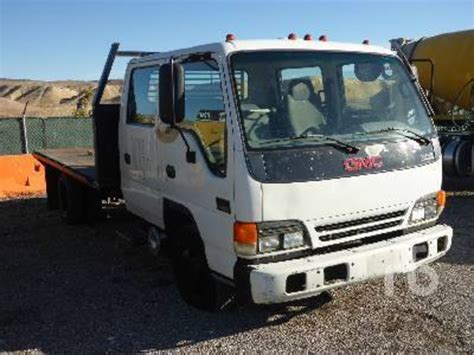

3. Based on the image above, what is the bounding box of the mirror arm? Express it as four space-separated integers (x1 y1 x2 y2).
175 126 196 164
169 56 196 164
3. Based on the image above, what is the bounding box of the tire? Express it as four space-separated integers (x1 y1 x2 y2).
173 225 235 311
85 187 102 223
45 166 60 210
57 174 86 225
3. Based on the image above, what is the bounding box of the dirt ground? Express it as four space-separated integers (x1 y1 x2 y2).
0 194 472 353
0 79 122 118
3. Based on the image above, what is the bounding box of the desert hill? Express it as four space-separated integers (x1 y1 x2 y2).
0 79 123 118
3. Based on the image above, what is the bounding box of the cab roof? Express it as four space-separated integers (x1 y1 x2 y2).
132 39 395 64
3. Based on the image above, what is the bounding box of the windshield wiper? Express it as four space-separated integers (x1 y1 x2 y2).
360 127 431 146
261 134 360 153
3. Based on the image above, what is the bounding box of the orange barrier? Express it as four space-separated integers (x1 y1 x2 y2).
0 154 46 198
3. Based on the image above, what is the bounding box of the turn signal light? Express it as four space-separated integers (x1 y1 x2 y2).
234 222 257 244
437 190 447 208
234 222 258 255
226 33 236 42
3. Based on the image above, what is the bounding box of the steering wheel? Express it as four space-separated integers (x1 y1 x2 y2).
246 108 273 137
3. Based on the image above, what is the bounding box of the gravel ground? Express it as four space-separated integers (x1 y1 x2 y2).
0 194 472 353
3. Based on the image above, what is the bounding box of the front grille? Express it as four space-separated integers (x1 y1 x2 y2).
314 230 404 255
316 209 407 243
319 220 402 241
315 210 406 232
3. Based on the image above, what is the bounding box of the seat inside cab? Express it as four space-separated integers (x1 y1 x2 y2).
286 80 326 136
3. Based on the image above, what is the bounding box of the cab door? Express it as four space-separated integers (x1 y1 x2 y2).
119 63 162 226
156 54 237 277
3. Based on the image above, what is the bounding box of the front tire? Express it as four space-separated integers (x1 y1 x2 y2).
173 225 234 311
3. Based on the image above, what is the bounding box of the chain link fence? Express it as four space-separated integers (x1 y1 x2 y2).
0 117 94 155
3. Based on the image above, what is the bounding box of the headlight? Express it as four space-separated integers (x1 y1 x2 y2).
258 234 280 253
234 220 309 256
283 231 305 249
409 191 446 224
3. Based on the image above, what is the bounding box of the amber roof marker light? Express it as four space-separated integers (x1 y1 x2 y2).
226 33 236 42
288 33 298 40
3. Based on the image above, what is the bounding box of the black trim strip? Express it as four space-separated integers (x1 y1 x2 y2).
216 197 231 214
239 222 437 266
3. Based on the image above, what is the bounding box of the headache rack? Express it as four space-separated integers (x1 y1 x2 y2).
91 43 158 194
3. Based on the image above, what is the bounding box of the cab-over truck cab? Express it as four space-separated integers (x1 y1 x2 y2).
36 37 453 311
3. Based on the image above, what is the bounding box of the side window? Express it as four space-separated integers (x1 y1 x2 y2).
234 70 249 101
180 59 227 176
127 66 159 125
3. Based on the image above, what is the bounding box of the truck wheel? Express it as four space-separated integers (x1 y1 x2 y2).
173 225 235 311
58 175 86 225
45 166 60 210
85 187 102 222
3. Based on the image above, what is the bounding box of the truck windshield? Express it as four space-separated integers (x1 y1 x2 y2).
230 51 434 150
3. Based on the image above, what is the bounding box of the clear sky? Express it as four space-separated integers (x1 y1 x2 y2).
1 0 473 81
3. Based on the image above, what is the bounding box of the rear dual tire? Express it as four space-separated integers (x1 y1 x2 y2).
58 175 85 224
45 166 60 210
57 174 102 224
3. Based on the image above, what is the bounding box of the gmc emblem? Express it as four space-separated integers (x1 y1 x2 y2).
343 156 383 172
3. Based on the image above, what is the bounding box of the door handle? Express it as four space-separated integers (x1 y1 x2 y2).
166 165 176 179
124 153 131 165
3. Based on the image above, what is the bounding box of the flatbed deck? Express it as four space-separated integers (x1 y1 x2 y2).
33 148 97 188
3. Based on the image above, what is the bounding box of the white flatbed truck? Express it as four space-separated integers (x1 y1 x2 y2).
34 35 453 310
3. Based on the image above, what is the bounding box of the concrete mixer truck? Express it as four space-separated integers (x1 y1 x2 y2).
391 30 474 190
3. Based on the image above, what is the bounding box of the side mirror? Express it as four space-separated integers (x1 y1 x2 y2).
159 62 185 125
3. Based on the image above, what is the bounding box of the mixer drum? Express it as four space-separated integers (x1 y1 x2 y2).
407 30 474 112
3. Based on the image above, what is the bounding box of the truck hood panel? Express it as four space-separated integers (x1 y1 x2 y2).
248 139 440 183
261 159 442 222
